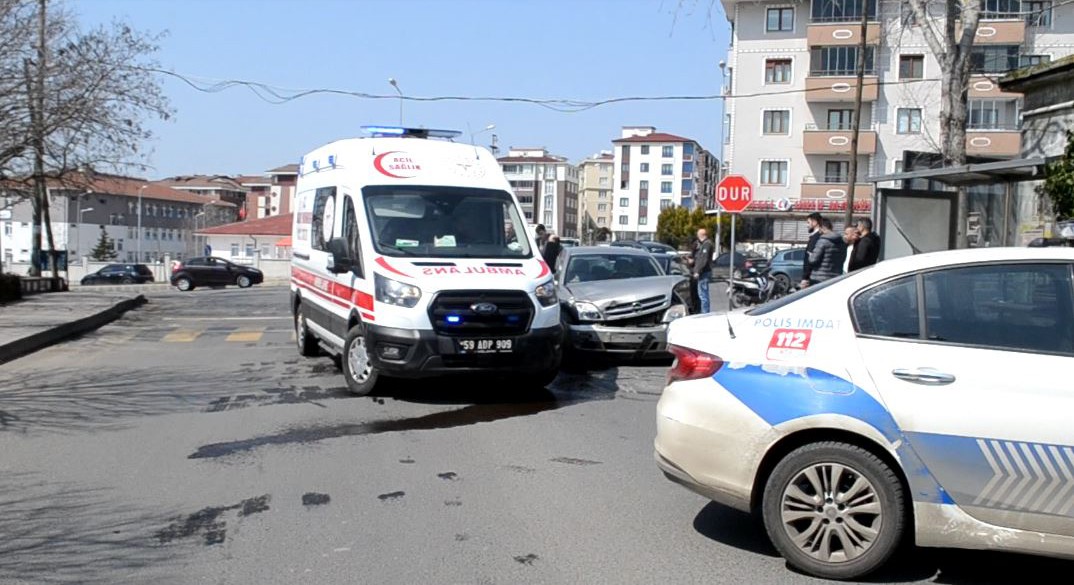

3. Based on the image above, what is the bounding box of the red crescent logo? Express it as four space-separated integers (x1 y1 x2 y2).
536 260 550 278
373 151 419 179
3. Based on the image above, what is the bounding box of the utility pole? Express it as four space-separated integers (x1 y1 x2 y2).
844 2 870 228
27 0 56 276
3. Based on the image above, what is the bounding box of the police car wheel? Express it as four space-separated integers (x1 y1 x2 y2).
762 442 906 580
294 308 320 357
342 324 378 396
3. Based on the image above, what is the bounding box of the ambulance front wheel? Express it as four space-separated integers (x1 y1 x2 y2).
342 324 379 396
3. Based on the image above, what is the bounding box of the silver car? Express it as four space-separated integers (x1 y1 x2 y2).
554 246 690 363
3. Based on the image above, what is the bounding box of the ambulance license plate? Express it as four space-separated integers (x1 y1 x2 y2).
457 338 513 354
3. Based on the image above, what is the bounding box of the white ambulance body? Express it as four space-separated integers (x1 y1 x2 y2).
290 127 562 395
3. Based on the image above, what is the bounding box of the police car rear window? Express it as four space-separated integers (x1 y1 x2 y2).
746 272 850 316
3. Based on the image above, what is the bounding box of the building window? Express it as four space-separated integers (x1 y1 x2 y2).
682 179 694 192
811 46 876 75
640 145 650 154
230 243 239 257
618 215 628 225
597 217 606 225
662 145 674 158
682 161 694 174
639 217 648 226
661 181 673 193
767 7 794 31
825 161 850 183
811 0 877 22
1020 54 1051 68
639 197 649 208
543 195 553 209
619 197 630 207
968 99 1005 129
763 110 791 134
896 108 922 134
827 109 855 130
2 223 10 236
1026 0 1052 26
640 163 649 173
899 55 924 79
544 181 555 195
640 180 649 191
724 114 732 144
981 0 1022 19
970 45 1019 73
661 164 673 175
599 190 608 199
543 211 552 225
760 161 789 186
598 203 608 211
765 58 792 83
660 200 675 210
598 177 609 186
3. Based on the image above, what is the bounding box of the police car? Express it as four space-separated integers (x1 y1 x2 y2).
655 247 1074 579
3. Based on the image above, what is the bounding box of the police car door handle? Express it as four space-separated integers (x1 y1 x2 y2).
892 368 956 386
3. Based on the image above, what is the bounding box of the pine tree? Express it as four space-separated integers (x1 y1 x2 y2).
90 226 117 261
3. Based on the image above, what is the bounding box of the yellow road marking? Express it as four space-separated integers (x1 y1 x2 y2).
226 329 264 343
162 329 201 343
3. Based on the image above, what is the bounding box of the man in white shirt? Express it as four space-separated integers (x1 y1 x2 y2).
843 226 860 273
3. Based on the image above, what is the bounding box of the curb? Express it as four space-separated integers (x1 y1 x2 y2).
0 294 148 366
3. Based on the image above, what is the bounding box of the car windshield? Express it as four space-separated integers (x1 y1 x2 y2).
563 253 662 283
363 186 532 259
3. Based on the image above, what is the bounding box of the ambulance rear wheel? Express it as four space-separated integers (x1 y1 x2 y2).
342 324 378 396
294 306 320 358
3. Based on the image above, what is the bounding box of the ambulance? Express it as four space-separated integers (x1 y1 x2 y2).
290 126 562 395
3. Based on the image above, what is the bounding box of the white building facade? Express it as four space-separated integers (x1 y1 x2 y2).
578 151 616 241
723 0 1074 242
611 126 708 241
499 148 580 238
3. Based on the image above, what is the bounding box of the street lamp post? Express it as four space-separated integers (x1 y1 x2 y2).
75 206 94 259
716 60 728 254
136 184 147 262
470 123 495 148
388 77 403 125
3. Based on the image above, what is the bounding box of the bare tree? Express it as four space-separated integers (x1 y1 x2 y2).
1 0 172 275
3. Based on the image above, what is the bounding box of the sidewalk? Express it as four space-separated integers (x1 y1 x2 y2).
0 291 146 366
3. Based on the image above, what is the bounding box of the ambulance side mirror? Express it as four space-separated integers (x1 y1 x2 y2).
326 237 352 274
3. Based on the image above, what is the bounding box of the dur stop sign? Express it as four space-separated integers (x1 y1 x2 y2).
716 175 753 213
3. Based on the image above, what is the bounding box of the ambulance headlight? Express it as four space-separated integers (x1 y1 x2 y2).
534 279 557 307
375 273 421 308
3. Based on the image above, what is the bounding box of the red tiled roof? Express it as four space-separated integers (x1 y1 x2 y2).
197 213 293 236
159 175 248 191
43 174 236 207
268 164 299 174
236 175 272 186
497 156 565 163
612 132 694 143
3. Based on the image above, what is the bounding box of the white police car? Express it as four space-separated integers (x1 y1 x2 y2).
655 247 1074 579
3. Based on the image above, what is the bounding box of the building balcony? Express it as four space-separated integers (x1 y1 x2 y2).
958 19 1026 44
803 125 877 155
968 75 1021 99
966 129 1021 157
801 178 874 201
807 22 880 47
805 75 878 102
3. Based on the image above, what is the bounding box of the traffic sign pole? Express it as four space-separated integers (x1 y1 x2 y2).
728 214 735 313
714 174 754 313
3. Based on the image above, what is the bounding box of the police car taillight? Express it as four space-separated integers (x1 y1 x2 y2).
667 344 723 383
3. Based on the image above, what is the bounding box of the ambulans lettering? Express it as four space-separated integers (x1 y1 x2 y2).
374 151 422 179
421 266 526 276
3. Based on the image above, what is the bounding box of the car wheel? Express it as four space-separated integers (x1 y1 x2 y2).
236 274 252 288
762 442 906 580
294 306 320 358
175 276 194 291
121 277 134 284
342 323 379 396
730 291 750 309
773 273 791 292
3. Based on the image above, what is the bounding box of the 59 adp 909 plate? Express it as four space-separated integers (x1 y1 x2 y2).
457 338 514 354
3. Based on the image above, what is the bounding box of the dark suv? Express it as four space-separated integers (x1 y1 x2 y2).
81 264 155 285
170 257 264 291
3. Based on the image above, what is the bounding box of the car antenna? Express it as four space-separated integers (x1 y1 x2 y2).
726 313 736 339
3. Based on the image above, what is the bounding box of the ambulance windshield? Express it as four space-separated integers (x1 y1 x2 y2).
363 186 533 259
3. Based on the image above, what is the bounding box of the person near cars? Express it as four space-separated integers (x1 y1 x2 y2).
849 217 881 271
691 228 714 313
542 233 563 267
534 224 548 255
806 218 846 284
843 225 860 273
799 212 823 289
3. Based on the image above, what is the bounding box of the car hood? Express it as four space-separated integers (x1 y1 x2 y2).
562 275 686 309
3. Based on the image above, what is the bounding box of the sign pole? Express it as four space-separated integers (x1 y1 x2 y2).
728 213 736 313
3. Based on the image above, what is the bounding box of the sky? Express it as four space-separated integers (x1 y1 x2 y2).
74 0 732 179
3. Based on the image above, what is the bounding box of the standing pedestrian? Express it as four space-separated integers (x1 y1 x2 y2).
807 218 847 284
800 212 823 289
542 233 563 267
692 228 715 313
534 224 548 255
849 218 881 271
843 225 860 273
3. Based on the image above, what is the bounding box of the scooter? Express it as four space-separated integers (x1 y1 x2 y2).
729 266 777 308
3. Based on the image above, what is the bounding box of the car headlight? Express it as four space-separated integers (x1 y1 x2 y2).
374 273 421 308
572 301 602 322
535 279 557 307
662 304 687 323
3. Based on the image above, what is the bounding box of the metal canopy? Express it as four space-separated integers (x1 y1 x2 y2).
867 157 1047 187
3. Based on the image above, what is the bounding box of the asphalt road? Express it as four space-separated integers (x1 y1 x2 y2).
0 285 1065 584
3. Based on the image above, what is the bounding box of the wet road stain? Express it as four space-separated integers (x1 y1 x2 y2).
437 472 458 481
155 494 270 546
378 491 405 501
455 533 470 541
444 499 463 507
302 492 331 506
205 386 351 412
502 465 536 474
399 458 416 464
550 457 602 466
190 397 564 459
514 553 539 565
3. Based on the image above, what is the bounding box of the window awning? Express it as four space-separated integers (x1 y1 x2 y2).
275 236 292 247
867 157 1048 187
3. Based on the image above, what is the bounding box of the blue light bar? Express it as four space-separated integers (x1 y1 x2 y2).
446 315 462 324
361 125 462 140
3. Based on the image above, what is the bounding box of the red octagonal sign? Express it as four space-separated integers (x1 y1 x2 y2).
715 175 754 213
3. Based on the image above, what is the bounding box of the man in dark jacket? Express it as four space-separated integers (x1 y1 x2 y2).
807 218 847 284
849 217 881 271
692 228 715 313
800 212 823 288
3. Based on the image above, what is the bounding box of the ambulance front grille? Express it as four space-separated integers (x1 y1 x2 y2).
429 290 534 336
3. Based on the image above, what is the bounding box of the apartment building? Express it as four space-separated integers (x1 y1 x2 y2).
499 148 580 238
578 151 615 241
610 126 713 241
722 0 1074 242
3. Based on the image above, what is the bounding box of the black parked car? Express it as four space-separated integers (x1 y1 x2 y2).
713 251 769 278
80 263 155 285
170 256 264 291
611 240 678 255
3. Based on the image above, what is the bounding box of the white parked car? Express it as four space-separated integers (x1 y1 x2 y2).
655 247 1074 579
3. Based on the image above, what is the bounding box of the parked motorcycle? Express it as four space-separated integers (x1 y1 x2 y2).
729 266 779 308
